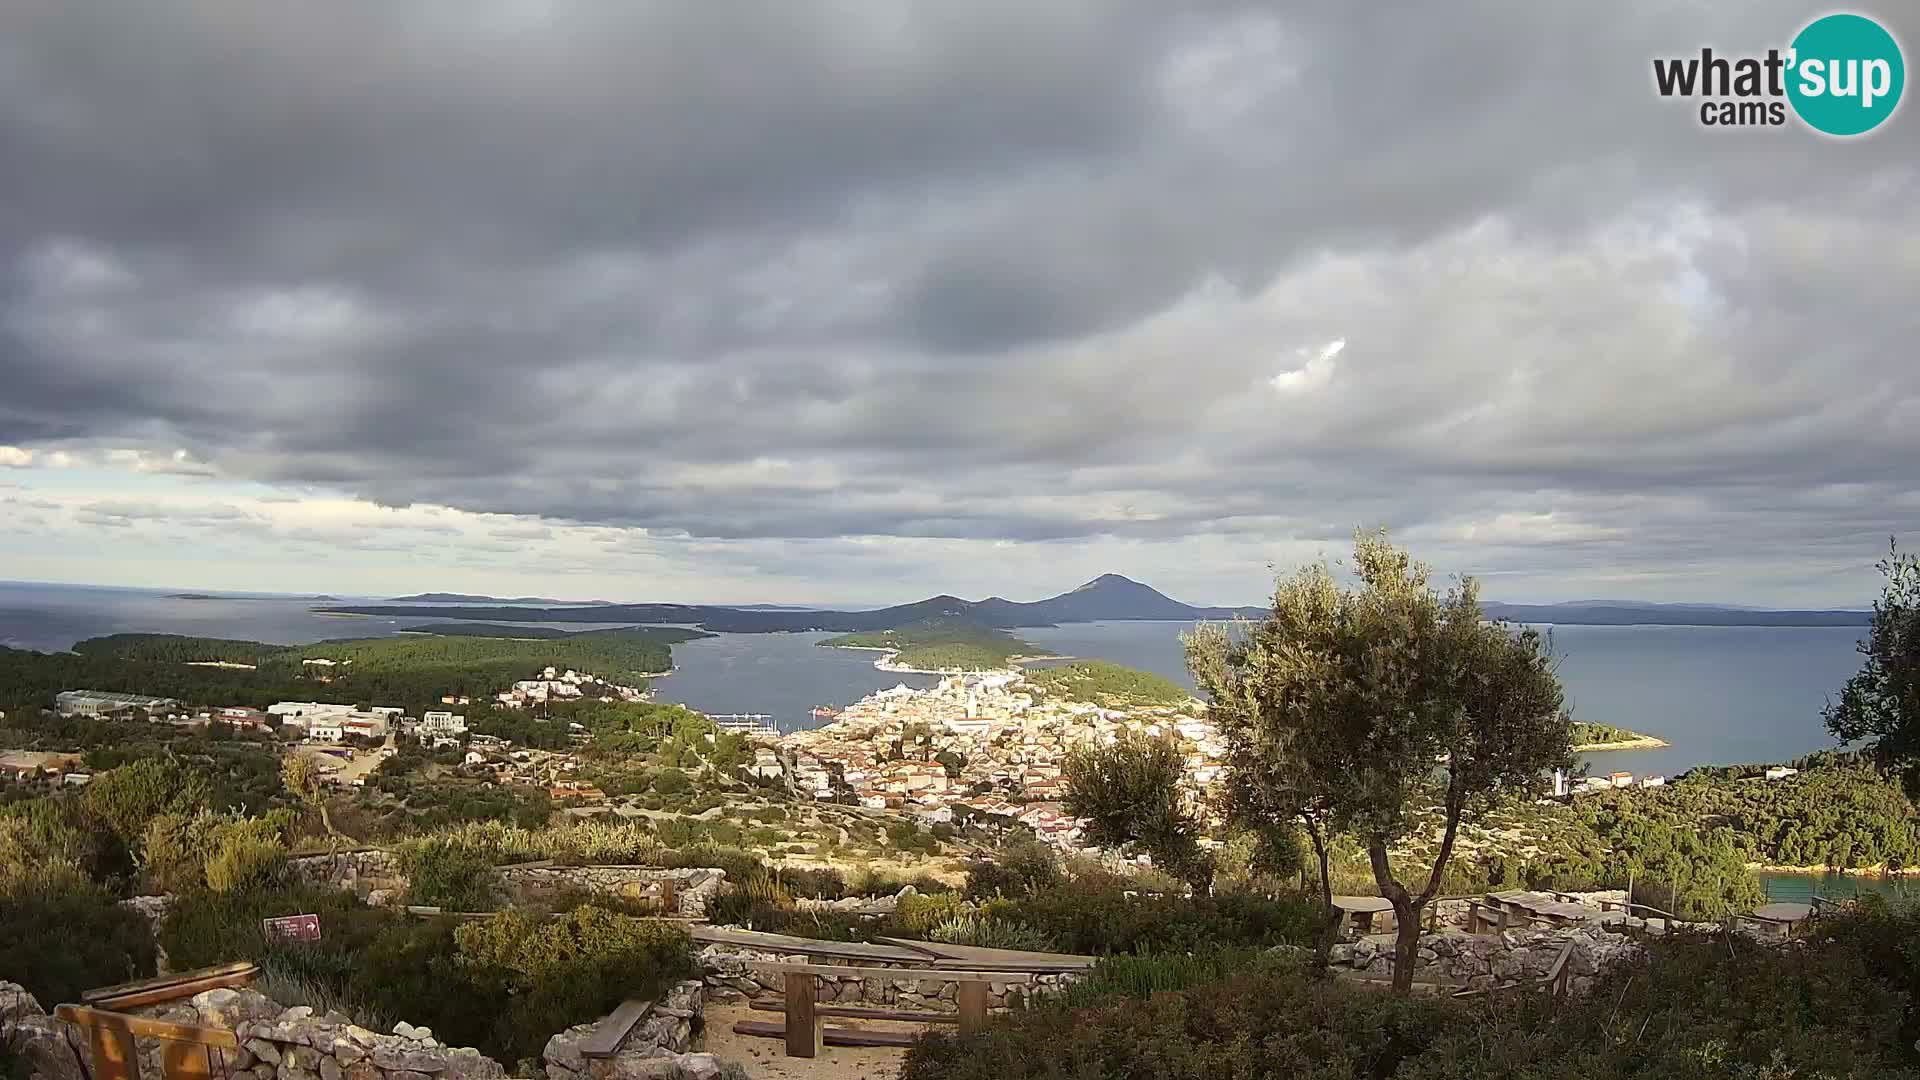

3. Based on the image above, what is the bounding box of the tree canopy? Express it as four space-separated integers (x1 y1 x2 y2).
1186 531 1571 990
1063 731 1210 891
1825 539 1920 795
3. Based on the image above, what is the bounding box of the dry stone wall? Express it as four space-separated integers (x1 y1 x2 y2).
283 852 723 918
697 942 1080 1012
1328 926 1640 996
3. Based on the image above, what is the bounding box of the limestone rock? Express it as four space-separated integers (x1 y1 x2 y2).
192 988 282 1031
246 1039 284 1065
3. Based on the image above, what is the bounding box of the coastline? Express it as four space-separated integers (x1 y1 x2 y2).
1572 735 1671 752
825 642 1065 676
1752 862 1913 879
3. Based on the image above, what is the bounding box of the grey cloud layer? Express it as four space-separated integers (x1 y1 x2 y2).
2 1 1917 598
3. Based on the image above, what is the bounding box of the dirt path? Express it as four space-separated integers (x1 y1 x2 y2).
700 1003 916 1080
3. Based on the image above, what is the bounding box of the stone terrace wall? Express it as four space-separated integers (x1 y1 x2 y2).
1329 926 1640 996
284 852 724 918
287 850 408 905
495 866 723 919
697 943 1080 1013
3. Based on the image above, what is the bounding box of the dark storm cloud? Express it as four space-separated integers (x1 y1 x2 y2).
1 0 1918 601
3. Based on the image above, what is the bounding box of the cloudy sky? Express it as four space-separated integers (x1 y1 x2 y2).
2 2 1916 608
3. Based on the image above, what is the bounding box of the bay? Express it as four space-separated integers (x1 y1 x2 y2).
0 583 1873 772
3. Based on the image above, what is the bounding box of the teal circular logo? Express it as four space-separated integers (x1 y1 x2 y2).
1787 13 1905 136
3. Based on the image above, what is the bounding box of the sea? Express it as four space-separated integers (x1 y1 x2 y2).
1 580 1894 900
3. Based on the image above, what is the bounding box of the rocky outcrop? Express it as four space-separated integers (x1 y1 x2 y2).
2 982 89 1080
696 943 1080 1010
543 982 711 1080
1327 926 1640 996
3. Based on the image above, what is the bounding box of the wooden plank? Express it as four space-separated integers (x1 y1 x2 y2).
573 999 653 1059
692 927 931 964
55 1007 240 1050
872 938 1096 971
748 1001 958 1024
746 962 1032 983
956 981 988 1036
83 963 258 1004
733 1020 918 1049
87 970 262 1012
784 973 820 1059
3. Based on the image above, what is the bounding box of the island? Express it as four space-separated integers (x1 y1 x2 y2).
1570 721 1670 751
820 616 1058 673
1021 659 1193 707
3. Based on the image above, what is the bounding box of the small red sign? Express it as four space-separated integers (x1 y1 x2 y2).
262 914 322 943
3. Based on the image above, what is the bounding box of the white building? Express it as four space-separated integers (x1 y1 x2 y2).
308 722 345 742
269 702 356 720
421 711 468 736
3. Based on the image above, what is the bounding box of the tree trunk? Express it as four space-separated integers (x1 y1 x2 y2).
1367 840 1426 992
1304 818 1338 969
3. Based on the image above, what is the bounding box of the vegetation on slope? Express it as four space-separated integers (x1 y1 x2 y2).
1023 660 1191 707
822 617 1043 671
1569 720 1664 747
903 904 1920 1079
0 627 706 717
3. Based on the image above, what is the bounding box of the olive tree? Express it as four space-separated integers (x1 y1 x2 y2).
1825 539 1920 795
1063 731 1212 893
1186 532 1570 991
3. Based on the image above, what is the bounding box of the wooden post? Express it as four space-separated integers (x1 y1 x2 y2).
84 1012 140 1080
161 1042 222 1080
957 981 989 1036
658 878 678 916
784 972 821 1058
1496 906 1510 933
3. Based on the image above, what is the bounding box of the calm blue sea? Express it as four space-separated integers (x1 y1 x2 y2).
0 583 1869 770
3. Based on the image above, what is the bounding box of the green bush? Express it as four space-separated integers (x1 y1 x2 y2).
452 907 695 1063
403 838 499 910
0 869 156 1006
996 879 1318 955
905 909 1920 1080
158 884 397 974
205 831 290 894
963 838 1061 900
929 914 1056 953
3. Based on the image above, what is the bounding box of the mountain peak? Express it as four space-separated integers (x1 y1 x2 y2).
1074 573 1146 592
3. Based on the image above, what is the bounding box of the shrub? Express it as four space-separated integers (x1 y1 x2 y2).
895 892 968 934
205 831 289 894
653 768 691 795
403 838 499 911
997 879 1319 956
453 907 695 1062
82 757 213 846
963 838 1061 900
0 868 156 1006
158 884 396 975
905 909 1920 1080
929 914 1056 953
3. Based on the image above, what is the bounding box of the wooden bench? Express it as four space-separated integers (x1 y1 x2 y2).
747 1000 959 1024
54 1006 241 1080
572 998 654 1059
739 962 1033 1058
